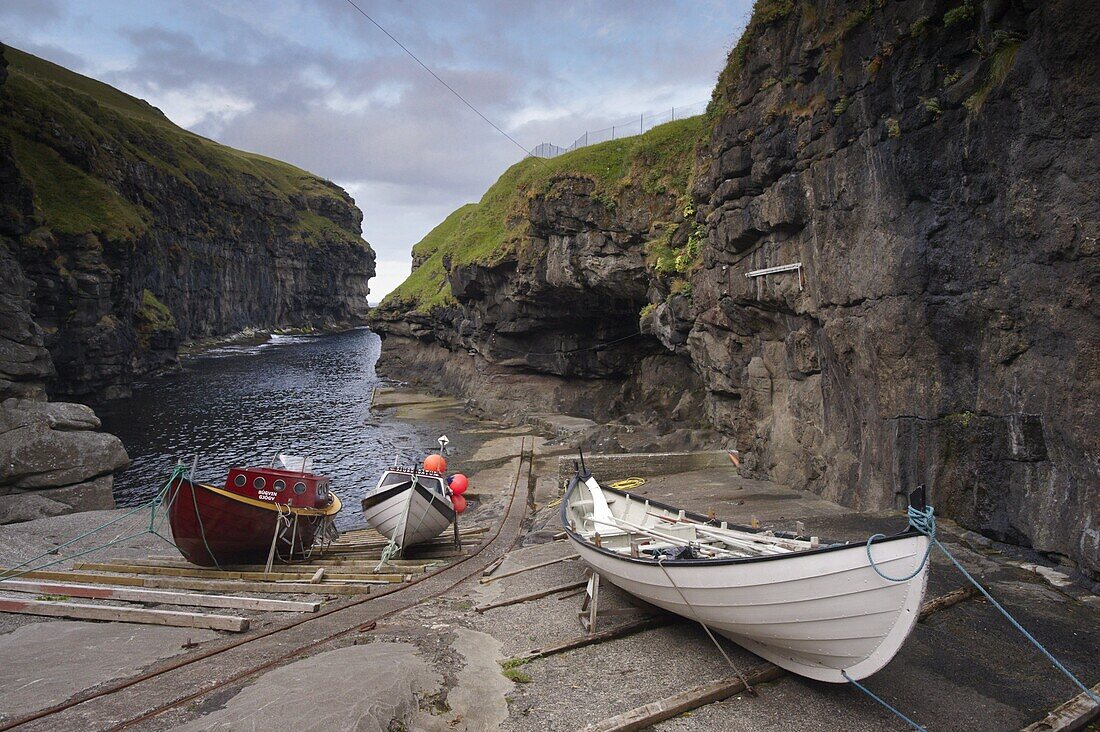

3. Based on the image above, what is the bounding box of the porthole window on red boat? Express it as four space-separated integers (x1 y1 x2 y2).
293 481 306 495
274 479 286 491
234 474 246 487
254 476 266 490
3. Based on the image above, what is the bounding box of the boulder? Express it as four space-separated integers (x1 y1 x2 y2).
0 418 128 490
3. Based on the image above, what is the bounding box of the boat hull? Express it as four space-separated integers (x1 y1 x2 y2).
563 476 930 682
361 478 454 550
166 476 338 567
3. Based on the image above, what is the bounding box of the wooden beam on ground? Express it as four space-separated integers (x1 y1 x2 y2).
0 594 249 632
336 525 486 542
580 663 785 732
474 580 588 613
482 556 506 578
918 586 979 621
321 544 467 558
506 616 672 664
480 554 580 584
3 569 373 595
1021 683 1100 732
0 579 319 612
330 529 486 549
142 577 375 596
579 585 986 731
73 562 405 583
142 556 435 571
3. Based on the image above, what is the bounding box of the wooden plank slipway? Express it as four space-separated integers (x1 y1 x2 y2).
72 562 408 583
0 579 319 612
1 568 379 595
0 594 250 632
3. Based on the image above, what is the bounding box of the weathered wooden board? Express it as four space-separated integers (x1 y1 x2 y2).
0 579 319 612
480 554 580 584
0 594 250 632
1 569 374 595
1021 683 1100 732
474 580 588 613
581 664 785 731
72 562 405 583
507 616 672 664
146 555 434 569
129 557 433 574
917 586 979 621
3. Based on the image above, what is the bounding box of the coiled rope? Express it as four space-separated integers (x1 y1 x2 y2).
852 502 1099 729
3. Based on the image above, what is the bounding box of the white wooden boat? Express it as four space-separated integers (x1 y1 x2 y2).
561 470 930 682
361 466 455 552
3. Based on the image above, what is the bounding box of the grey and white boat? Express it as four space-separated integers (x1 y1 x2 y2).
361 465 455 553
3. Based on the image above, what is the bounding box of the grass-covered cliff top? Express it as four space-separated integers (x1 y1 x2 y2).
0 45 360 244
382 115 704 312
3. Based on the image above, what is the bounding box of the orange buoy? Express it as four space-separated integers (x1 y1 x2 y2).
452 493 467 513
423 454 447 473
449 473 468 494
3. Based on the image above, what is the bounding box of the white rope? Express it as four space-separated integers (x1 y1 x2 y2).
656 557 756 694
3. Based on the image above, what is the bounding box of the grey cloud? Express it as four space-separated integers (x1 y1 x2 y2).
6 0 752 295
0 0 62 24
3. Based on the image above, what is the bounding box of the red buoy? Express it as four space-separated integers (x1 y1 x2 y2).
449 473 468 495
452 494 468 513
423 454 447 473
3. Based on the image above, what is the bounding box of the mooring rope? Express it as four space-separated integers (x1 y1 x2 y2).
656 556 756 695
0 463 187 581
855 501 1100 725
842 671 926 731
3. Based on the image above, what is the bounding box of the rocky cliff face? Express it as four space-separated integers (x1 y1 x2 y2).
371 119 713 432
680 0 1098 576
1 208 129 521
0 44 376 520
0 44 375 399
376 0 1097 577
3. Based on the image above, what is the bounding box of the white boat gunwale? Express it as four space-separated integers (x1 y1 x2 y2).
559 471 926 567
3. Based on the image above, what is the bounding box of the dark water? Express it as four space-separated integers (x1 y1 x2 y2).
96 328 439 529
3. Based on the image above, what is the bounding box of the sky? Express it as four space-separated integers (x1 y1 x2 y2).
1 0 753 300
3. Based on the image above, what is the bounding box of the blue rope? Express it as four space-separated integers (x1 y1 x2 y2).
842 671 926 730
866 505 936 582
865 502 1100 707
0 464 188 581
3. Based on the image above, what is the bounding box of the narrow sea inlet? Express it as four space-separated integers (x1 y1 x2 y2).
96 328 441 529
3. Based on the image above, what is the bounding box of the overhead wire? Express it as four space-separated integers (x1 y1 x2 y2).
341 0 547 166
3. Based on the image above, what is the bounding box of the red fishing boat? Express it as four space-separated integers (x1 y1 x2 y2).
165 456 342 567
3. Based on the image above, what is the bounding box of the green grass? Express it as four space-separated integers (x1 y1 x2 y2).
965 39 1024 112
134 289 177 348
5 130 147 239
0 45 359 246
382 116 705 313
502 668 532 684
943 3 977 29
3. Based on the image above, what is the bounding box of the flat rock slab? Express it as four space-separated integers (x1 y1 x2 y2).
175 642 440 732
411 628 512 731
0 620 218 720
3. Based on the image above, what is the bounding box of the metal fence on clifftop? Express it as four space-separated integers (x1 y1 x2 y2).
531 99 709 159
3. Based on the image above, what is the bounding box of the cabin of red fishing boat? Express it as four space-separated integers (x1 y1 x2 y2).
224 466 332 509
